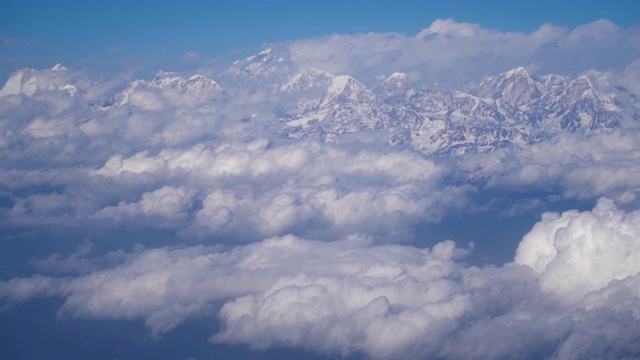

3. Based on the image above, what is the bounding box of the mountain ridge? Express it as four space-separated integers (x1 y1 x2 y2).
1 45 634 156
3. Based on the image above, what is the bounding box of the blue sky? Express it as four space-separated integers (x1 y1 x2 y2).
1 0 640 80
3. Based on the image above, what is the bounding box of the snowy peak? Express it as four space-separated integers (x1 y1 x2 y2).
504 66 530 78
556 74 620 132
255 43 291 61
473 67 541 106
184 74 223 94
376 72 416 101
0 65 78 97
565 75 597 100
380 72 409 93
383 72 408 87
124 72 222 95
115 72 223 109
280 72 310 93
233 43 295 79
538 74 568 94
280 66 622 155
320 75 376 107
51 63 67 72
279 68 334 93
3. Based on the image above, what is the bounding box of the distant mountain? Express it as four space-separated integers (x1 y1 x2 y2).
114 72 224 109
0 45 632 156
274 59 624 155
472 67 541 106
0 64 79 97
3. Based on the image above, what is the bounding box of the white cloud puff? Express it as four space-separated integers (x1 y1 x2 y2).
2 200 639 358
515 197 640 303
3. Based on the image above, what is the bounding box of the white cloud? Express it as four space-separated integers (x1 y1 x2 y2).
95 186 197 221
2 200 639 358
0 127 469 241
515 197 640 303
85 140 468 240
459 130 640 204
287 19 640 86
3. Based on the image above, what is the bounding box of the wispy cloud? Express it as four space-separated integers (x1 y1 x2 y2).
181 51 200 61
0 35 19 46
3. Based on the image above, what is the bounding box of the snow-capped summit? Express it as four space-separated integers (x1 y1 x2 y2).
376 72 416 101
255 43 289 59
473 67 541 106
564 75 597 100
555 74 620 132
115 72 223 109
383 72 408 87
505 67 529 77
184 74 223 95
220 44 300 94
279 75 384 141
248 44 292 70
0 65 78 97
319 75 376 108
231 43 295 79
279 68 334 94
51 63 67 72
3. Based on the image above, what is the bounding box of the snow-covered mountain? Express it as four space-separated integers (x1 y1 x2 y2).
275 61 625 155
472 67 541 106
225 44 334 96
0 64 79 97
114 71 224 110
1 45 632 156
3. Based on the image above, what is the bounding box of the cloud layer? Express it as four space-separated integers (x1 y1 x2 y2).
2 199 639 359
288 18 640 88
459 130 640 205
0 66 474 242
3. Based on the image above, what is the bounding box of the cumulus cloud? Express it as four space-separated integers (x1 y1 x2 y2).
1 200 639 358
515 197 640 303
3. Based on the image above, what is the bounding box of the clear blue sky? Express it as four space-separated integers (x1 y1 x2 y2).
1 0 639 79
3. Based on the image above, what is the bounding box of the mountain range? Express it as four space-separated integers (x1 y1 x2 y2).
1 44 635 156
